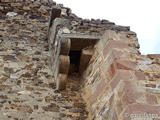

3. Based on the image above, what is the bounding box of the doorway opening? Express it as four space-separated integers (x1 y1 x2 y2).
68 38 98 76
69 50 81 74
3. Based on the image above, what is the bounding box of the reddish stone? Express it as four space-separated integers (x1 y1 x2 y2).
120 69 133 78
122 81 143 105
110 40 129 49
107 63 116 80
112 49 123 59
116 100 123 115
135 71 146 80
146 93 158 105
89 79 107 104
109 94 114 107
103 40 129 58
122 94 135 105
110 71 133 90
116 60 137 70
111 110 118 120
25 86 34 91
110 63 116 78
123 104 160 120
118 91 123 97
110 73 120 91
103 43 111 58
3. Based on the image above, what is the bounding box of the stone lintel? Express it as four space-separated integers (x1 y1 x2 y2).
60 33 101 40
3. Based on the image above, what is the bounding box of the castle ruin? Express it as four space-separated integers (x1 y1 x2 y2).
0 0 160 120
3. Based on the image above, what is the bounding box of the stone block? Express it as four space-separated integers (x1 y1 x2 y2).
123 104 160 120
110 70 133 90
135 71 146 80
108 63 116 79
79 48 94 75
122 81 143 105
48 6 61 27
56 73 67 90
11 3 22 7
116 60 137 70
112 49 123 59
103 40 129 58
59 55 70 74
89 79 107 105
146 93 158 105
110 72 120 91
23 6 31 11
60 38 71 55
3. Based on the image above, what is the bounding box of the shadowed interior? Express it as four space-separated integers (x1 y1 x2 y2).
68 38 97 75
69 50 81 73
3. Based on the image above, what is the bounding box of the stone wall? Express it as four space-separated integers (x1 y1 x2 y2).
1 0 160 119
46 1 160 119
81 30 160 119
47 2 133 91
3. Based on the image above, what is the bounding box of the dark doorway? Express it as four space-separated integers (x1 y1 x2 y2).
69 50 81 73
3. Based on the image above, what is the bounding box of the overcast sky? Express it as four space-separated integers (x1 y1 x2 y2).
54 0 160 55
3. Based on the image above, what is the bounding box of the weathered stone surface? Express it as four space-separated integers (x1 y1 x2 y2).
146 93 158 104
89 79 107 104
116 60 137 70
123 104 160 120
56 73 67 90
103 40 129 58
135 71 146 80
6 12 17 17
60 38 71 55
48 6 61 28
0 0 89 119
80 27 160 119
110 71 133 90
79 48 94 74
3 55 17 62
59 55 70 74
1 0 160 120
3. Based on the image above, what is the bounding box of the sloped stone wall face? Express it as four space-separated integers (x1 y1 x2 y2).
82 30 160 120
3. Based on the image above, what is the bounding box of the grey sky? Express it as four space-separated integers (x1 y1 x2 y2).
54 0 160 54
